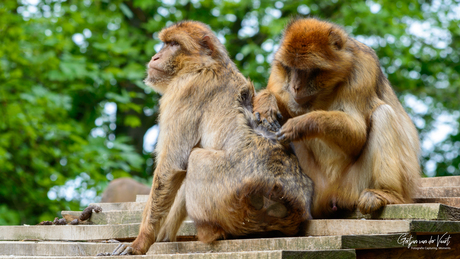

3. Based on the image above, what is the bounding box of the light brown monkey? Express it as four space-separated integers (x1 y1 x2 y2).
101 21 313 256
254 18 420 218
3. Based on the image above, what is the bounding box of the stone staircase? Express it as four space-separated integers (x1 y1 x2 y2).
1 176 460 258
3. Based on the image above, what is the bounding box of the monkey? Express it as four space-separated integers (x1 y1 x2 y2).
101 178 150 203
253 18 421 219
99 21 313 256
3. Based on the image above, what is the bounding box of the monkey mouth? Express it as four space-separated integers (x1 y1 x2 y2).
293 94 315 105
148 67 166 74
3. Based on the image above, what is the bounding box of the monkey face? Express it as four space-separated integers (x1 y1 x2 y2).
144 42 181 94
144 21 228 96
283 65 321 105
276 18 353 106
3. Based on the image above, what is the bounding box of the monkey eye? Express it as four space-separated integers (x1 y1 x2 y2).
281 64 291 73
169 41 179 46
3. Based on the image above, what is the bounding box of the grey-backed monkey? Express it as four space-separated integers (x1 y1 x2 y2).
102 21 313 256
254 18 420 218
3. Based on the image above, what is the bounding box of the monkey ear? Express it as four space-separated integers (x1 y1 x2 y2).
329 29 344 50
202 35 215 56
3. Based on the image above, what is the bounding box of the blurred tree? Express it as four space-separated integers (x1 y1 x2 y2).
0 0 459 224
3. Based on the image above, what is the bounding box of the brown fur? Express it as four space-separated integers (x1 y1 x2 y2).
253 18 420 218
128 21 313 255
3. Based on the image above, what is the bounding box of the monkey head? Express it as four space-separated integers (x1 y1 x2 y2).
144 21 229 95
274 18 354 106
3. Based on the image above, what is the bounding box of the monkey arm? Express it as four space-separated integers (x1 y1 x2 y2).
277 110 367 157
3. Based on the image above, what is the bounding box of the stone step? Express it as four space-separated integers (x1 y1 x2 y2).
421 176 460 187
0 241 120 256
0 233 407 256
3 220 460 242
415 197 460 208
345 203 460 220
0 249 357 259
136 195 148 202
88 202 146 211
0 236 336 256
416 187 460 198
0 222 194 241
61 210 143 225
63 203 460 226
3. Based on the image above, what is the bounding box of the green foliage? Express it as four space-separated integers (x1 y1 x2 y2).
0 0 459 224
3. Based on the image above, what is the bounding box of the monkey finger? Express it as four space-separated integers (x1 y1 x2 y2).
265 119 278 132
276 112 283 121
120 246 133 255
276 131 286 141
273 120 281 131
262 118 274 130
111 243 130 256
255 112 261 123
111 243 123 255
269 122 280 132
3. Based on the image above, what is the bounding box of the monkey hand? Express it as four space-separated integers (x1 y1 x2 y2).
255 111 282 132
276 116 318 143
97 243 134 256
253 91 283 132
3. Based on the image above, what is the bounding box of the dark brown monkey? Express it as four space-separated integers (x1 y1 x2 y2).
101 21 313 256
254 18 420 218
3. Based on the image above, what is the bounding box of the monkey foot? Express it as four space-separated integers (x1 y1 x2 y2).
358 190 387 215
97 243 133 256
249 195 288 218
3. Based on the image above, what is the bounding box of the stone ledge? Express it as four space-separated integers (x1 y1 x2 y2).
0 249 357 259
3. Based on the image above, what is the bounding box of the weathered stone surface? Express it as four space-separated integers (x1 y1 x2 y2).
61 210 143 225
0 241 119 256
346 203 460 220
411 220 460 234
0 224 140 241
306 220 411 236
0 222 196 241
357 234 460 259
421 176 460 188
0 250 357 259
136 195 148 202
88 202 146 211
341 234 408 249
416 187 460 198
0 219 414 241
61 203 460 228
0 236 344 256
150 236 342 254
415 197 460 208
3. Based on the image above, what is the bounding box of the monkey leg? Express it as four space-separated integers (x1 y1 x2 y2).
129 167 186 255
355 104 420 214
184 148 230 243
156 183 187 242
